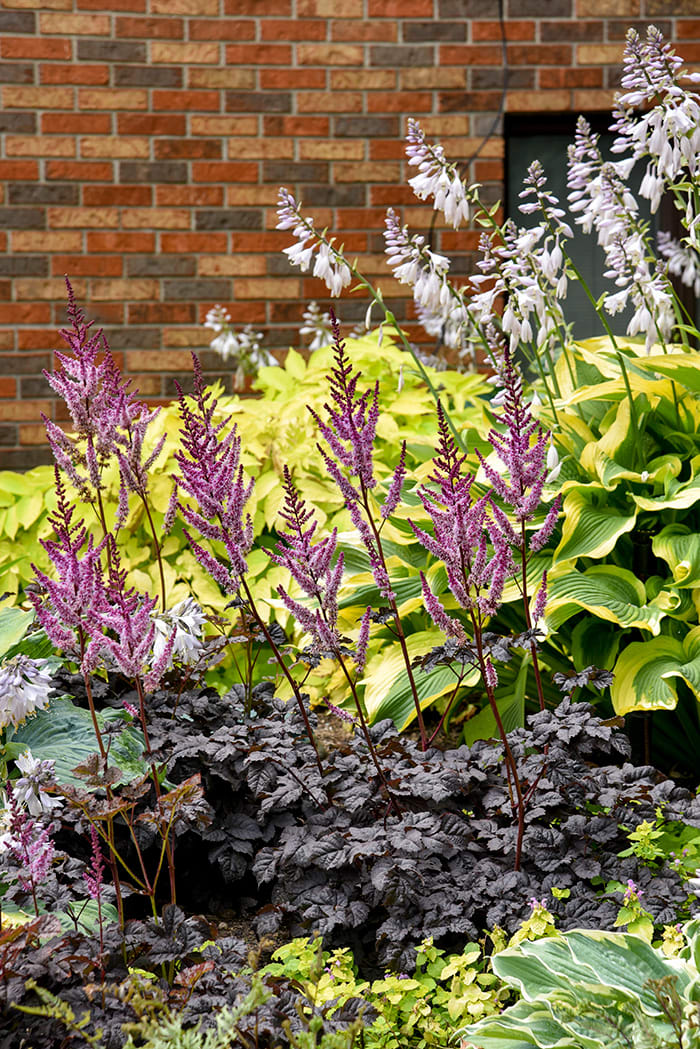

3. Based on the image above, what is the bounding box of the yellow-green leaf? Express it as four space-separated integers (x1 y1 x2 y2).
554 486 637 563
610 627 700 714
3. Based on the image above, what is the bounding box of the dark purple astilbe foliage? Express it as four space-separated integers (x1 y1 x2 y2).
174 354 254 595
310 314 408 602
269 467 372 672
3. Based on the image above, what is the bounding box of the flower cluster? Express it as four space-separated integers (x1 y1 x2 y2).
174 354 255 596
0 655 53 731
277 187 352 296
204 305 276 390
12 751 60 817
405 117 472 230
611 27 700 228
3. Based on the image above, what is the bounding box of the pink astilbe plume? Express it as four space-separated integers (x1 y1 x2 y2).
174 353 255 594
83 823 105 901
312 314 407 603
477 346 562 540
269 467 369 662
410 403 513 619
43 281 164 521
30 468 110 658
6 782 55 914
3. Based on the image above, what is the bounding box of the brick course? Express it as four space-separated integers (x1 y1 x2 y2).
0 0 698 468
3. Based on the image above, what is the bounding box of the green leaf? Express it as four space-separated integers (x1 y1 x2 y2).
652 525 700 589
554 486 637 563
0 605 34 660
547 565 665 635
610 627 700 714
10 696 147 785
462 652 528 745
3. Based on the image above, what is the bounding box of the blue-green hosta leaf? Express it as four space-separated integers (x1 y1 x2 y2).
610 627 700 714
57 898 120 935
553 487 637 563
363 628 480 729
652 525 700 589
10 696 147 785
546 566 665 635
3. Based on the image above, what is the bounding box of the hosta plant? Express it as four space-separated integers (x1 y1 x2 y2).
458 919 700 1049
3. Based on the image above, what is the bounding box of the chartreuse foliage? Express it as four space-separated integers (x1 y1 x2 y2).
263 935 508 1049
458 920 700 1049
540 337 700 728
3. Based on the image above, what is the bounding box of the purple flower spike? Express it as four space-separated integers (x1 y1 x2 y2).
174 354 255 593
83 823 105 901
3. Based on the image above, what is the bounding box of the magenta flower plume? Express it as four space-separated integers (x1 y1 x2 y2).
30 468 110 655
410 402 512 619
174 353 255 593
309 312 380 491
477 349 552 526
269 467 347 657
83 823 105 902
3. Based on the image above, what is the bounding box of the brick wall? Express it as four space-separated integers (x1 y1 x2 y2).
0 0 699 469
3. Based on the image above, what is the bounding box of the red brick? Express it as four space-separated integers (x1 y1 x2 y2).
77 0 145 9
153 138 222 159
41 113 111 134
0 379 16 398
160 232 228 252
41 64 109 85
367 91 431 112
117 113 186 135
188 18 254 40
368 0 431 11
260 69 326 89
0 304 51 325
13 231 82 251
156 186 223 205
82 186 152 206
128 303 195 324
225 0 291 12
48 207 119 228
472 20 535 41
0 160 39 179
2 37 72 59
45 161 112 180
229 232 289 252
152 90 219 110
263 116 329 136
508 44 572 64
191 161 258 182
51 254 123 277
87 232 155 252
540 68 602 88
225 44 292 64
330 19 397 41
677 20 700 38
297 43 363 65
439 45 505 64
261 19 326 40
115 16 183 37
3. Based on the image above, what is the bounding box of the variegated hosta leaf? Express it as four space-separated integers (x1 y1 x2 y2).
458 927 694 1049
652 524 700 589
610 626 700 715
546 565 665 635
634 350 700 394
633 454 700 512
553 487 637 563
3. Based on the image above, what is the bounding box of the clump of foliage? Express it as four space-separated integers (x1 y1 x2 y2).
459 918 700 1049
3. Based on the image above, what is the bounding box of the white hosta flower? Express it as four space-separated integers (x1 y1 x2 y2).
299 301 333 351
545 443 562 484
152 598 207 669
0 655 52 730
210 330 240 362
13 750 61 817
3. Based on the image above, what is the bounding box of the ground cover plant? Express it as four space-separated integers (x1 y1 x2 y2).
1 22 700 1049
